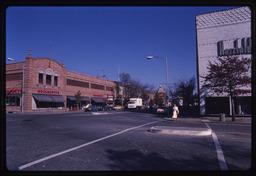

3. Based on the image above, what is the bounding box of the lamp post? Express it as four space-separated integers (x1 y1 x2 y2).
146 56 169 107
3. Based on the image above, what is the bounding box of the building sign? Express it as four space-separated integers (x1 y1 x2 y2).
37 90 60 94
107 95 114 101
217 37 252 56
6 89 22 94
234 89 251 95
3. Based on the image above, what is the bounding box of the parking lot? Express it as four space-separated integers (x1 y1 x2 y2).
5 111 251 172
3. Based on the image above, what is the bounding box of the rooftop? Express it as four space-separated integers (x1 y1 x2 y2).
196 6 251 29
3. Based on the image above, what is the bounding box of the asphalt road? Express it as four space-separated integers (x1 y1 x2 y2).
5 111 251 172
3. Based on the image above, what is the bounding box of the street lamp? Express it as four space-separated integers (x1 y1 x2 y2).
146 56 169 107
7 58 14 61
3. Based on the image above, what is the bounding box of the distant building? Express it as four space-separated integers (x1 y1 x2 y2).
6 50 115 112
196 7 251 116
154 85 166 105
113 81 124 105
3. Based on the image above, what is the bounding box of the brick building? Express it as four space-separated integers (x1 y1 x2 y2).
6 50 115 112
196 7 252 116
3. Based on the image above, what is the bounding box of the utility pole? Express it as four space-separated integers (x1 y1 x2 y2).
21 64 24 112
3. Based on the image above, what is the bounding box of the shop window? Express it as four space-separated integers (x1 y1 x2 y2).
39 73 43 84
46 75 51 85
54 76 58 86
6 96 20 106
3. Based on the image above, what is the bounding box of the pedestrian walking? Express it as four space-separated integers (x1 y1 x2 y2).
172 104 179 122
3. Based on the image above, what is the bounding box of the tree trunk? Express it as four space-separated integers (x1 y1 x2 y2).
231 96 235 121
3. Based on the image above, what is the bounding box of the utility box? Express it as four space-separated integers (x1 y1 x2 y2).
220 113 226 122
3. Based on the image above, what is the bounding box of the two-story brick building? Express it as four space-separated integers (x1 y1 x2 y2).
6 50 115 112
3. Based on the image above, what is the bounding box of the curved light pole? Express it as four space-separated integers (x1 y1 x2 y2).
146 56 169 107
7 57 14 61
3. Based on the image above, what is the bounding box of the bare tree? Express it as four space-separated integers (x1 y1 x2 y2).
202 56 251 121
74 90 83 110
174 76 196 106
119 73 155 103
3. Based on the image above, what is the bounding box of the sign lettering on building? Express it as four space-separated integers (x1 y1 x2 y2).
37 90 60 94
6 89 22 93
217 37 252 56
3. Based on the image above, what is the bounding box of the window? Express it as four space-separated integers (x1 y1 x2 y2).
54 76 58 86
91 83 105 90
6 73 22 81
39 73 43 84
46 75 51 85
106 86 113 91
67 79 89 88
6 96 20 106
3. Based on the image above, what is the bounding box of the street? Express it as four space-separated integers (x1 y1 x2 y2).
6 111 251 171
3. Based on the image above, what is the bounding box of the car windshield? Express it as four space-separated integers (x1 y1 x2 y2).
128 101 135 104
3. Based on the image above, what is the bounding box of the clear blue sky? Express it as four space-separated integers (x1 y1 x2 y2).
6 6 235 91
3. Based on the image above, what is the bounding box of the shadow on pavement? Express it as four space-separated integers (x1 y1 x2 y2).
105 148 219 171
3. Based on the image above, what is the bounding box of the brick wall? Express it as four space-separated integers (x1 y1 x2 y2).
6 55 115 112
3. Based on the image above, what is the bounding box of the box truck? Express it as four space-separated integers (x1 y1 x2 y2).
128 98 142 109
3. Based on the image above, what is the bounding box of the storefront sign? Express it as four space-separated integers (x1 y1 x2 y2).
217 37 252 56
6 89 22 93
107 95 114 101
234 89 251 95
37 90 59 94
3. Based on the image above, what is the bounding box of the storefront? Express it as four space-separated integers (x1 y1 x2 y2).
6 51 115 112
66 96 90 110
196 6 252 116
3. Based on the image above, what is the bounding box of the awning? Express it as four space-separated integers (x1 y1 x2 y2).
67 96 76 101
6 94 21 97
82 97 90 102
67 96 90 102
91 97 104 103
33 94 66 103
51 95 66 102
33 94 53 102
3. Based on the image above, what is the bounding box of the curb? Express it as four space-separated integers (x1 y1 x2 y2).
162 117 251 124
149 126 212 136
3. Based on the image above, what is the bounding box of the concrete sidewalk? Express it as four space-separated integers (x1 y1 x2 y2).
150 116 251 136
149 126 212 136
162 116 251 125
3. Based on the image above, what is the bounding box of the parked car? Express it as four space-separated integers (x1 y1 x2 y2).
157 106 172 115
102 105 115 111
98 106 104 111
84 105 99 111
113 105 122 110
91 105 99 111
82 104 91 111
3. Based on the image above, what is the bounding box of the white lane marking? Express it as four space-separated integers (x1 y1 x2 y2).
18 120 161 170
205 123 228 170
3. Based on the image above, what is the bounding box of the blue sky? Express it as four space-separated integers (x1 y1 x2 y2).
6 6 235 91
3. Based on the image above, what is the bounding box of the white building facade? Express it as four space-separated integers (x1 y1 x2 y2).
196 7 252 116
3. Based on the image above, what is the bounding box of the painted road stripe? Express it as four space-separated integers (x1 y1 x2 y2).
205 123 228 170
216 131 251 135
224 137 251 140
18 120 161 170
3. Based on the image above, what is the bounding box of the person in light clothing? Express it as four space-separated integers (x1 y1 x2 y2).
172 104 179 122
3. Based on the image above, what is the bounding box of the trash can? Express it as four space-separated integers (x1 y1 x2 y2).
220 113 226 122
